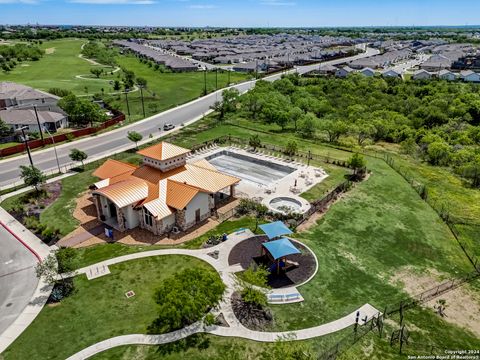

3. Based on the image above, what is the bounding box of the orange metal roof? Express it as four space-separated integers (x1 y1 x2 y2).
169 163 240 193
92 159 137 180
93 178 148 208
144 198 173 219
166 180 200 210
137 142 191 161
191 159 217 171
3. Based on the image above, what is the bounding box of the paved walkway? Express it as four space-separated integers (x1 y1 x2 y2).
64 230 380 359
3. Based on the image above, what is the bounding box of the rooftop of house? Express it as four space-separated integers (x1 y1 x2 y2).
136 142 192 161
92 142 240 219
0 108 65 126
0 82 57 102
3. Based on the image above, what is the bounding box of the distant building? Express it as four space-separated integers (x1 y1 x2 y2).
359 67 376 77
420 54 453 71
0 82 58 110
412 69 432 80
335 66 355 78
381 69 402 78
0 108 68 133
460 70 480 82
437 69 457 81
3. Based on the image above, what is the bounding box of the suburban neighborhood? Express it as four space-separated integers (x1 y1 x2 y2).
0 5 480 360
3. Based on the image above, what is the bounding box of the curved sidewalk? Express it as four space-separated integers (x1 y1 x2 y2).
64 231 379 359
67 304 379 360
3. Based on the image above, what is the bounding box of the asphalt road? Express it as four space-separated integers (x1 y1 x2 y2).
0 47 379 188
0 225 38 335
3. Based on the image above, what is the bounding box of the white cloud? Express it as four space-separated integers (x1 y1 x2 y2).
260 0 295 6
0 0 38 4
69 0 155 4
188 4 216 9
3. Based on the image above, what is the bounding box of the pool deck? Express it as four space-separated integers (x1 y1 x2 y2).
189 145 329 200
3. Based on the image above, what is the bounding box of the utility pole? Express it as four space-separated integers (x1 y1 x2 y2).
124 88 131 117
203 68 207 95
227 69 231 85
255 59 258 79
43 127 61 174
139 86 146 118
215 68 218 90
20 127 34 168
33 105 44 143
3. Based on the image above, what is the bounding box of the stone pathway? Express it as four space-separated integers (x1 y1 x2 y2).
64 230 380 359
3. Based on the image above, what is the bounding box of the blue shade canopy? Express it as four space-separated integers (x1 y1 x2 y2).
259 221 293 239
262 238 301 260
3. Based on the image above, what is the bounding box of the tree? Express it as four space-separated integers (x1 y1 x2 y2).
69 148 88 169
458 156 480 188
148 268 225 334
239 264 269 307
211 88 240 121
35 248 78 300
318 117 348 143
113 80 121 91
352 120 375 146
90 67 103 78
19 165 45 194
427 141 451 165
347 153 367 177
58 94 107 127
297 112 317 139
0 117 12 137
127 131 143 149
249 134 261 151
284 140 298 157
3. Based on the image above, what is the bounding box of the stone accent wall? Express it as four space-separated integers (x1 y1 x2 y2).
92 194 102 219
230 185 236 198
208 194 215 210
175 210 187 231
117 207 126 231
154 218 164 235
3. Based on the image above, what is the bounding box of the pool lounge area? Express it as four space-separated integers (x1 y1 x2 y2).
189 145 329 208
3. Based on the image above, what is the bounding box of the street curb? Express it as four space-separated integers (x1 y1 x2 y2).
0 220 41 262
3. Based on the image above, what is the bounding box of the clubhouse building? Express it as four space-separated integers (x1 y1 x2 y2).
91 142 239 235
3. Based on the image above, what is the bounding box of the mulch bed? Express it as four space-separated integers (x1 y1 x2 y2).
228 235 316 288
231 291 273 331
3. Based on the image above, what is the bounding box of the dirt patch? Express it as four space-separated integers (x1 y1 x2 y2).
20 64 30 67
45 47 55 54
390 267 480 337
338 249 366 272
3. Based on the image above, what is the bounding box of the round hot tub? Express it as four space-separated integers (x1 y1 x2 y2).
264 194 311 215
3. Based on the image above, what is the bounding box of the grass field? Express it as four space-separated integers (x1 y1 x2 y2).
0 39 250 123
0 39 114 94
2 255 218 360
2 115 479 359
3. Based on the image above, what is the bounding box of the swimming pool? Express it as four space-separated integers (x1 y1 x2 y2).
206 151 295 186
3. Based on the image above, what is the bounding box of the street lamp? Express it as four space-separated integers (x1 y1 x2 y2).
124 87 131 118
19 126 34 168
43 126 62 174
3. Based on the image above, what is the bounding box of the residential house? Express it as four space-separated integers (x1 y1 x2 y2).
359 68 376 77
460 70 480 82
412 69 432 80
437 69 457 81
0 82 58 110
91 142 240 234
381 69 402 78
335 66 355 78
420 54 453 71
0 108 68 133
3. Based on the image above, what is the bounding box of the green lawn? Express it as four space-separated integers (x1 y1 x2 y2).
0 39 114 95
0 39 250 123
109 54 250 122
2 255 218 360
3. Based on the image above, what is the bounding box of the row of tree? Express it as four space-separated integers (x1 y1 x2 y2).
0 43 43 72
81 41 117 67
215 75 480 188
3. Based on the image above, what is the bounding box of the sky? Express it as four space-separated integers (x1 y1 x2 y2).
1 0 480 27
